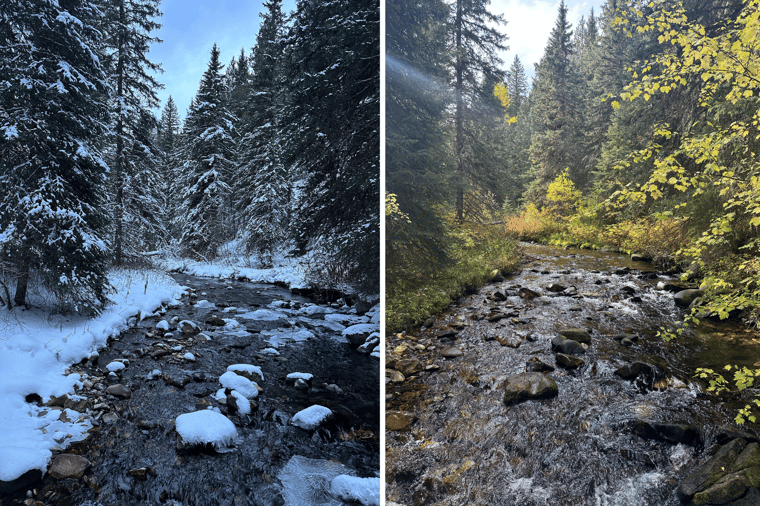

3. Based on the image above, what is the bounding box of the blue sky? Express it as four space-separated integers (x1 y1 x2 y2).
148 0 296 118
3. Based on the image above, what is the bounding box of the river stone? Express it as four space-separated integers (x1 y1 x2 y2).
440 347 463 358
551 336 585 356
678 438 749 502
620 338 634 347
503 372 558 406
555 353 584 369
526 357 555 373
386 411 416 431
558 328 591 344
631 253 650 262
717 428 760 445
205 315 226 326
674 289 704 307
179 320 200 336
518 287 540 299
692 469 760 505
631 421 700 446
614 362 655 381
387 370 405 383
546 283 566 292
105 384 131 399
48 454 91 480
396 358 423 377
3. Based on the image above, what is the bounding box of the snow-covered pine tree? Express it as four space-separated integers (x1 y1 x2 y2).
175 44 236 260
99 0 164 265
156 96 182 239
236 0 289 266
283 0 380 292
0 0 112 312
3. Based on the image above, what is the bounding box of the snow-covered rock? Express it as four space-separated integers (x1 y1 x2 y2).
291 405 332 430
342 324 378 346
105 361 125 373
195 300 215 308
156 320 170 331
330 475 380 506
228 390 251 415
183 352 196 362
178 320 200 336
219 371 259 399
286 372 313 384
175 410 237 449
226 364 264 383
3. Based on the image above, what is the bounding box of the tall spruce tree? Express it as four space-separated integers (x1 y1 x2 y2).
176 44 236 259
100 0 163 265
505 55 528 117
236 0 289 264
527 1 584 201
451 0 508 221
386 0 451 269
283 0 380 292
0 0 111 311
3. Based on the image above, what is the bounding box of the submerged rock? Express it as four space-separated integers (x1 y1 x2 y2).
503 372 558 406
386 411 416 431
525 357 555 373
551 335 586 356
555 353 584 369
630 420 700 446
558 328 591 344
440 347 463 358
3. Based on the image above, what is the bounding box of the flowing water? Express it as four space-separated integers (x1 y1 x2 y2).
386 243 760 506
13 273 379 506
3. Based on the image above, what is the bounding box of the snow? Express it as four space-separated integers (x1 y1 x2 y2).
195 299 215 308
219 371 259 399
260 348 280 355
237 309 287 321
175 410 237 448
105 361 125 372
342 324 377 337
286 372 313 381
156 320 169 331
227 364 264 382
262 327 315 348
183 352 196 361
229 390 251 415
0 269 182 482
299 305 338 316
291 405 332 430
330 475 380 506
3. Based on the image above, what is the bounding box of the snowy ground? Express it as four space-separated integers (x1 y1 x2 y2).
0 269 184 485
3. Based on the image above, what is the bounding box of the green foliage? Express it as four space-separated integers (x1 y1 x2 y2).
386 217 519 334
696 366 760 424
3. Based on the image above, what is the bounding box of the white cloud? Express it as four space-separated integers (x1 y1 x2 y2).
492 0 604 80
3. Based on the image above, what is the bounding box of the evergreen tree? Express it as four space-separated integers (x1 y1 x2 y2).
451 0 508 221
527 1 584 200
236 0 289 264
386 0 451 269
156 96 181 238
283 0 380 292
0 0 111 312
100 0 163 265
176 44 236 259
505 55 528 117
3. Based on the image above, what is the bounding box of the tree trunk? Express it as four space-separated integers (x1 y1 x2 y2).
14 257 29 307
455 0 465 222
114 0 126 266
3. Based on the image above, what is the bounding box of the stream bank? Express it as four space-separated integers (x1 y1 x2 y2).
2 272 380 506
386 243 760 506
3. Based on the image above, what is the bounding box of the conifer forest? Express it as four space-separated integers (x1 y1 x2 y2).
0 0 380 312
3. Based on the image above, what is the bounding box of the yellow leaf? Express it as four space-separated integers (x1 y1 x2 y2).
611 100 621 110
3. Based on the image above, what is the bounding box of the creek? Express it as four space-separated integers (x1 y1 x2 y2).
7 273 379 506
385 243 760 506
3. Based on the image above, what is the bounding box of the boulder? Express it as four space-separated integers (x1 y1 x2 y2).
558 328 591 344
503 372 558 406
48 454 91 480
179 320 200 336
518 287 540 299
105 384 131 399
678 438 748 502
614 362 655 381
674 289 704 307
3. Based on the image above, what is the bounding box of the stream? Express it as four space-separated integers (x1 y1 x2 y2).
385 243 760 506
7 273 379 506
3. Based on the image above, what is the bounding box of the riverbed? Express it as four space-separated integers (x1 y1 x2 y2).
4 272 379 506
385 243 760 505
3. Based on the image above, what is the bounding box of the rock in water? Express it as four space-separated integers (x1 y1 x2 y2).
503 372 558 406
555 353 584 369
386 411 416 432
175 410 237 450
558 328 591 344
440 347 463 358
292 405 333 430
48 454 91 480
674 289 704 307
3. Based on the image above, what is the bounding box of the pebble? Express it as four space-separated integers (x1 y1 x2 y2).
440 346 463 358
